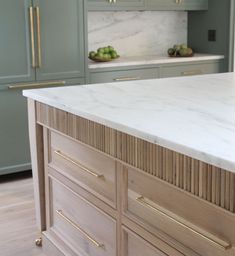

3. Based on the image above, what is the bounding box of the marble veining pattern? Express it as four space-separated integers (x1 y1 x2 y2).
88 11 187 57
23 73 235 172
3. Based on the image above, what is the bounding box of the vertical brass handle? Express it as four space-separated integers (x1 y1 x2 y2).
29 7 36 68
56 210 105 249
35 6 42 68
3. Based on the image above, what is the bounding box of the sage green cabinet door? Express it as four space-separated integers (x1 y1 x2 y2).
0 86 31 175
146 0 208 11
0 0 35 85
161 61 221 78
88 0 145 11
34 0 85 81
89 67 159 84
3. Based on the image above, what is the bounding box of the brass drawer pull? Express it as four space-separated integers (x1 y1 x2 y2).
56 210 105 249
114 77 140 81
29 7 36 68
8 81 66 90
54 150 104 179
136 196 231 250
35 6 42 68
181 70 202 76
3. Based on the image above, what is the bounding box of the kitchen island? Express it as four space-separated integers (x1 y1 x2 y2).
24 73 235 256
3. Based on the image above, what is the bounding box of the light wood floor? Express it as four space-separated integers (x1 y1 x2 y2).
0 173 45 256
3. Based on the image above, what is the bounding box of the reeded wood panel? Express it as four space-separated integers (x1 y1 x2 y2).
36 103 235 213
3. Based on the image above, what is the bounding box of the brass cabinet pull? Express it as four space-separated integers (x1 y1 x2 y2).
8 80 66 90
29 7 36 68
56 210 105 249
114 77 140 81
35 6 42 68
136 196 231 250
181 70 202 76
54 150 104 179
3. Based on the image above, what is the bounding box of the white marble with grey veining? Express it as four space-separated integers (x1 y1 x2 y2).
89 54 224 69
23 73 235 172
88 11 187 57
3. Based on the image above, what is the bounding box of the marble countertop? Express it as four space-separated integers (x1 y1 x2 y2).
23 72 235 172
88 54 224 69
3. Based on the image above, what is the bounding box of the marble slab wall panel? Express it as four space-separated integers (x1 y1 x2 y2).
88 11 188 57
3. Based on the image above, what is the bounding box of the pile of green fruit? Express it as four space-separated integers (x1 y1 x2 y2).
168 44 194 57
89 46 120 62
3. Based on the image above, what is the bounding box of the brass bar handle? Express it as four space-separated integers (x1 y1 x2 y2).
54 150 104 179
35 6 42 68
181 70 202 76
8 80 66 90
136 196 231 250
56 210 105 249
175 0 182 4
114 77 140 82
29 7 36 68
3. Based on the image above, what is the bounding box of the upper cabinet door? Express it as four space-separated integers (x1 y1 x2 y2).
0 0 35 85
146 0 208 11
33 0 85 81
88 0 145 11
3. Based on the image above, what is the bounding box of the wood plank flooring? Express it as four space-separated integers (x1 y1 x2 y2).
0 172 45 256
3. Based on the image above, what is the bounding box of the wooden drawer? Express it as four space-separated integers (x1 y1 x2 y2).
49 131 116 207
161 61 221 78
49 177 116 256
122 226 184 256
124 166 235 256
89 67 159 84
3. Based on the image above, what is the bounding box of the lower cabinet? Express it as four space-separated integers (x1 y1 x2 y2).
0 78 85 175
49 177 116 256
122 226 184 256
38 111 234 256
89 67 159 84
89 60 223 84
161 61 222 78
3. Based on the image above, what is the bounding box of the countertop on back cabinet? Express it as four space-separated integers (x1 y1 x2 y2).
88 53 225 69
23 72 235 172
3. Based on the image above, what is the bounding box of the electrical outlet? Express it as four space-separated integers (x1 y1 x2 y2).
208 30 216 42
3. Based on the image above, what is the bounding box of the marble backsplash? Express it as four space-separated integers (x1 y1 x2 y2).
88 11 187 57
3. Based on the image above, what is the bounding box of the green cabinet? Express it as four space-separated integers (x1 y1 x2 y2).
146 0 208 11
0 0 86 175
88 0 208 11
160 61 222 78
88 0 145 11
89 60 223 84
34 0 85 81
89 67 159 84
0 78 85 176
0 0 85 85
0 0 34 84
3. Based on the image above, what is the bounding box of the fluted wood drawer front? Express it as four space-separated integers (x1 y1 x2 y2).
122 226 184 256
124 166 235 256
49 178 116 256
49 131 116 207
